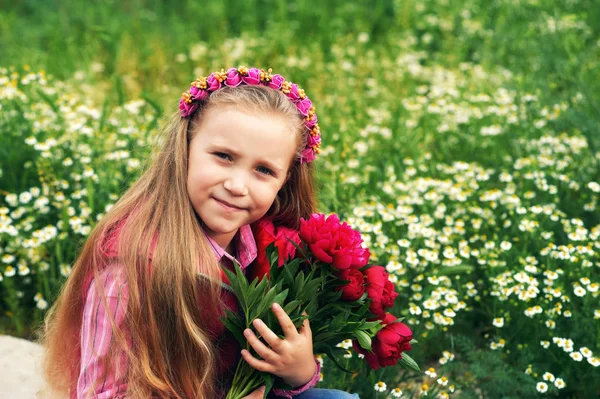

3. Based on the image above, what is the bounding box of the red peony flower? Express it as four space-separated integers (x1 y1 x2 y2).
353 313 412 370
299 214 370 270
364 266 398 320
335 269 366 301
249 218 301 281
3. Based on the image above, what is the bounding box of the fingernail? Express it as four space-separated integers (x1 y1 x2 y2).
272 302 280 310
253 318 262 326
244 329 251 337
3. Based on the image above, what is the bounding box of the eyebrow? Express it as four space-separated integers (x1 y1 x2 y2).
209 145 285 174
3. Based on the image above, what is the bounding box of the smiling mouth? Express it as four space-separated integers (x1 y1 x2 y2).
213 197 245 211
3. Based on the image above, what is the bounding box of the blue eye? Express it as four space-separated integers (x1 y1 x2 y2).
214 152 232 161
257 166 274 176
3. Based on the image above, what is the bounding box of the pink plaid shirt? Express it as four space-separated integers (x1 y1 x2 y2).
77 224 320 398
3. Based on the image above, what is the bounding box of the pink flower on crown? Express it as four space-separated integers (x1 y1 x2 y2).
179 99 198 117
206 73 222 92
190 86 209 102
268 74 285 90
225 68 243 87
305 114 318 129
301 147 316 164
286 83 301 102
308 133 321 147
242 68 262 85
297 98 313 117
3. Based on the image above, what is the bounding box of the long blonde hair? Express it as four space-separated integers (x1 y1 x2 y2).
40 85 317 398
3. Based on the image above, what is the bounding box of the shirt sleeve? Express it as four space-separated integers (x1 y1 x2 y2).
271 358 321 398
78 265 130 399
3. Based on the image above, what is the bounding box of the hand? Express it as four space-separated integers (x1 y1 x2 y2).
242 385 265 398
241 303 316 388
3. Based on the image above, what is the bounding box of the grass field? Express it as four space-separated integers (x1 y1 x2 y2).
1 0 600 397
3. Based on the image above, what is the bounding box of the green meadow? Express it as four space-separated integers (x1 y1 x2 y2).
1 0 599 397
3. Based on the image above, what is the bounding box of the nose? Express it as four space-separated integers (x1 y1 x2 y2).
223 172 249 196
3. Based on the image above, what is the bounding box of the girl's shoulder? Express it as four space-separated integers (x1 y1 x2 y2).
86 262 129 300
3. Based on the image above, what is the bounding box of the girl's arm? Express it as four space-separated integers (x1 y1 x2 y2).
78 265 130 399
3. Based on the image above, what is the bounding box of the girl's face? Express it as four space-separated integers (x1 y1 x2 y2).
187 107 297 250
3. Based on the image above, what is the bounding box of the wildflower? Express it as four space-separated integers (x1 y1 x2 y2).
425 367 437 378
18 264 30 276
437 392 449 399
374 381 387 392
579 346 593 358
4 266 16 277
493 317 504 327
573 286 586 297
588 357 600 367
391 387 403 397
542 372 554 382
536 382 548 393
540 340 550 349
2 254 15 264
437 376 448 386
36 299 48 310
570 352 583 361
554 378 565 389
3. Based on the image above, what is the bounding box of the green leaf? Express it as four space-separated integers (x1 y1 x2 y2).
410 338 419 345
221 263 247 311
220 309 246 346
262 372 274 398
247 274 269 311
272 289 289 307
398 352 420 371
354 329 372 351
323 345 355 374
283 299 303 315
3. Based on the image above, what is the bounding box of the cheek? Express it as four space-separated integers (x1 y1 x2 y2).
253 181 285 209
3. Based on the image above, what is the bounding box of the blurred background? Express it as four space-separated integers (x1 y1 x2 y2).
1 0 599 397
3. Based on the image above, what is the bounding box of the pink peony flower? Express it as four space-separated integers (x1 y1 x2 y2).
336 269 366 301
242 68 262 85
225 68 243 87
364 266 398 320
250 218 301 281
206 73 222 91
299 214 370 270
296 98 313 116
353 313 412 370
268 74 285 90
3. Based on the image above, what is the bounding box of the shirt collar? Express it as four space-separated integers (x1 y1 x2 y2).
204 224 257 270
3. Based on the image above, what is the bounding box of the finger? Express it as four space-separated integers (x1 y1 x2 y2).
241 349 274 373
271 302 299 339
244 328 277 361
244 386 265 399
252 318 283 350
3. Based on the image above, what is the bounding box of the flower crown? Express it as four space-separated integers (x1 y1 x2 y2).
179 66 322 164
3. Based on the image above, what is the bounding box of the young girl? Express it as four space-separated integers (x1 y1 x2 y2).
41 67 359 399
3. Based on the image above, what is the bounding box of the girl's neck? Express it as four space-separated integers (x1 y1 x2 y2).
225 238 236 258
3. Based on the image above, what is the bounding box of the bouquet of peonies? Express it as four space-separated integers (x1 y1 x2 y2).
222 214 418 399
